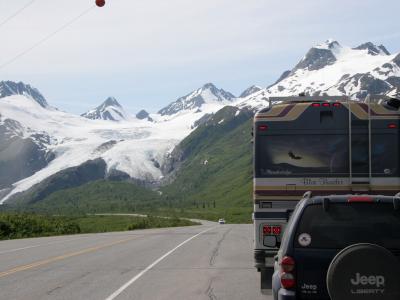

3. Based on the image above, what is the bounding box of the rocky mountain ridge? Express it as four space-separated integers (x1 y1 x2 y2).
158 83 236 116
81 97 133 121
0 81 48 108
1 39 400 205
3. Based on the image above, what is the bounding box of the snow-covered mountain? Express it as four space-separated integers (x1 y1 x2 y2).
158 83 235 116
81 97 133 121
2 39 400 204
136 109 153 122
237 39 400 110
0 82 231 203
353 42 390 56
136 109 149 119
0 81 48 107
240 85 262 98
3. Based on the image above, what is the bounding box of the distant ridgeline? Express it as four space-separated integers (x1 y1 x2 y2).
1 40 400 222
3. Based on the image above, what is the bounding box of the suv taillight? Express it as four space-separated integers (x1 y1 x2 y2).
281 272 296 289
280 256 296 289
281 256 295 272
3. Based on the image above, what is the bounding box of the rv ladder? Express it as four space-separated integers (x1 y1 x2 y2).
348 96 372 192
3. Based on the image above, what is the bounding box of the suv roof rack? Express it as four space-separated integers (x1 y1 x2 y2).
394 192 400 210
323 197 330 211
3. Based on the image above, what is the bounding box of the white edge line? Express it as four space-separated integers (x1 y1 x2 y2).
105 226 216 300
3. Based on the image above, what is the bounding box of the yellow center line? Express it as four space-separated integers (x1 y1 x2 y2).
0 236 139 279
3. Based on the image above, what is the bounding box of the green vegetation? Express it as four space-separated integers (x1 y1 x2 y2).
0 213 198 240
11 158 107 205
14 180 161 215
75 215 198 233
0 213 80 240
160 107 254 223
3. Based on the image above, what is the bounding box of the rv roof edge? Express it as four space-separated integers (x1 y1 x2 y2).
268 95 349 103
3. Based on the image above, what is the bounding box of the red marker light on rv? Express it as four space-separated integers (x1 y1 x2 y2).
322 103 330 107
311 103 321 107
258 125 268 131
348 196 373 203
333 103 341 107
388 123 397 129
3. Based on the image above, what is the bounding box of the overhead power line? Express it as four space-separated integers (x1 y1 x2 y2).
0 0 37 29
0 5 96 71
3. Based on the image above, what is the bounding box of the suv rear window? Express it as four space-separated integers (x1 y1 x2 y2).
295 203 400 249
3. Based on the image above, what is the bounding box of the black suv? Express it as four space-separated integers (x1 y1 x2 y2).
272 194 400 300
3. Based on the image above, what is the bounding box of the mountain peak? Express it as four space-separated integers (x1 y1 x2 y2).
102 97 121 108
158 83 235 116
315 39 341 50
292 39 341 72
136 109 149 119
240 85 262 98
82 97 130 121
202 82 216 89
0 81 48 108
136 109 153 121
353 42 390 56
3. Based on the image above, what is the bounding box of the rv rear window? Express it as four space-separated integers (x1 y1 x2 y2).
256 134 398 177
256 134 348 176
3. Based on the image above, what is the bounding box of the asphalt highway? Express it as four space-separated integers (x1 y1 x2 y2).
0 223 271 300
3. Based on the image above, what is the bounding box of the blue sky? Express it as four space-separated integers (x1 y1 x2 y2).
1 0 400 114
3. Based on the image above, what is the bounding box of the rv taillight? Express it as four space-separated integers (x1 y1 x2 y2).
258 125 268 131
322 103 330 107
272 226 281 235
388 123 397 129
348 196 373 203
281 256 295 272
311 103 321 107
333 102 341 107
263 225 281 235
263 225 272 235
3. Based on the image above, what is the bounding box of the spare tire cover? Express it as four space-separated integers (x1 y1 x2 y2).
327 243 400 300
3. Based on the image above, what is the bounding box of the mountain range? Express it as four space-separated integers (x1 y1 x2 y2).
1 40 399 212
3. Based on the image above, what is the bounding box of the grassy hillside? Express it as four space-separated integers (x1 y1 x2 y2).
12 180 161 215
160 106 254 223
10 158 108 205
